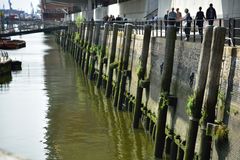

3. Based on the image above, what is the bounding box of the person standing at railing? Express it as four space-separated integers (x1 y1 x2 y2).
176 8 182 33
196 7 205 36
183 8 192 41
206 3 217 25
168 8 177 26
164 10 169 31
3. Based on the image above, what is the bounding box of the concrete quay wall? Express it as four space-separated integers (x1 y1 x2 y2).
62 25 240 159
100 30 240 159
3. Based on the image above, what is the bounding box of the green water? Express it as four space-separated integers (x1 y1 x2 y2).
0 33 155 160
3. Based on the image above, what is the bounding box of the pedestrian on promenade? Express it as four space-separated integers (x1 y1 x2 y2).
196 6 205 36
176 8 182 33
168 8 176 26
164 10 169 31
206 3 217 25
183 8 192 41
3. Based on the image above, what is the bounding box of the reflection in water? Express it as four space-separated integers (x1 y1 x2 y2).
0 33 155 160
43 36 155 160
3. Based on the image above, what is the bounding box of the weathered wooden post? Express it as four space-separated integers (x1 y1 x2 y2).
198 27 226 160
154 26 176 158
78 23 86 65
84 21 94 75
117 24 133 110
113 26 127 107
184 26 214 160
89 23 101 80
133 24 151 128
81 22 90 70
75 24 82 62
96 23 109 88
105 23 119 97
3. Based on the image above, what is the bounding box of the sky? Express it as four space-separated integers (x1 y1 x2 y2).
0 0 40 13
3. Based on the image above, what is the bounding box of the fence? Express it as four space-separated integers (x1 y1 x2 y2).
92 18 240 46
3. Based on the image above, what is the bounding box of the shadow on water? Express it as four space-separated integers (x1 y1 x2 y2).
43 35 156 160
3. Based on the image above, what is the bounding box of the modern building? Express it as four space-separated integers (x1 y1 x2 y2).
44 0 240 21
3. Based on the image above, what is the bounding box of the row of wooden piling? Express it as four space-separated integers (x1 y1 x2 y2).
55 22 226 160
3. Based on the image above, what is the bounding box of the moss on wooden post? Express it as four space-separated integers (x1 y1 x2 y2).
199 27 226 160
105 23 119 97
154 26 176 158
96 23 109 88
133 24 151 128
184 26 214 160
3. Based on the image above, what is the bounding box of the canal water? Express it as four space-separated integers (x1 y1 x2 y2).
0 33 155 160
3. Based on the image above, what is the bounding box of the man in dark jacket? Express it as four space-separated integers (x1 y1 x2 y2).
164 10 169 31
206 3 217 25
196 7 205 35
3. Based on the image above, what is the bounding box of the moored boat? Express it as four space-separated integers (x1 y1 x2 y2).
0 39 26 49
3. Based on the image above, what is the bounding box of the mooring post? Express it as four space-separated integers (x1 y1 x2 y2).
76 24 82 63
117 24 133 110
105 23 119 97
184 26 214 160
89 23 101 80
75 24 82 62
96 23 109 88
198 27 226 160
79 23 86 65
85 21 94 75
154 26 176 158
132 24 151 128
113 26 127 107
82 22 90 70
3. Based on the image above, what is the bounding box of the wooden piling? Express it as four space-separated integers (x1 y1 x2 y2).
85 21 94 75
105 23 119 97
96 23 109 88
154 26 176 158
117 24 133 110
198 27 226 160
82 22 90 70
89 23 101 80
79 23 86 65
113 26 127 107
184 26 214 160
133 24 151 128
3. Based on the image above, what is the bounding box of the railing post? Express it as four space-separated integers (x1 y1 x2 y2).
233 18 236 46
160 20 163 37
228 18 232 46
180 21 183 40
193 19 196 42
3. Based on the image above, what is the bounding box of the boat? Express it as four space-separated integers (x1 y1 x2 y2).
11 60 22 71
0 39 26 49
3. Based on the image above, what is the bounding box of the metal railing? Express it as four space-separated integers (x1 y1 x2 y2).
92 18 240 46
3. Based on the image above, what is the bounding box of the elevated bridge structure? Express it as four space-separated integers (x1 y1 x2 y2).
0 20 68 37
